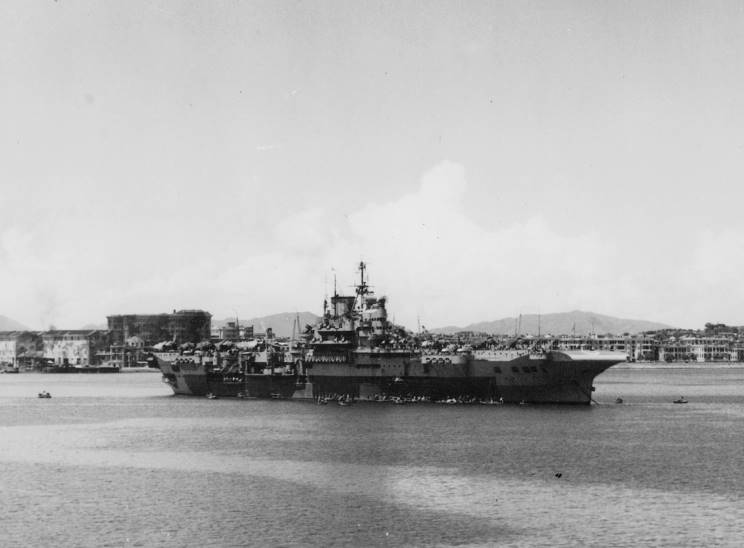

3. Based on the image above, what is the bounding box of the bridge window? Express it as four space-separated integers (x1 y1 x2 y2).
511 366 519 373
493 366 501 374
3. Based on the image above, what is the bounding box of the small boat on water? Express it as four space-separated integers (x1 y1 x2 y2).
673 397 688 404
615 397 624 404
38 391 51 399
205 393 218 400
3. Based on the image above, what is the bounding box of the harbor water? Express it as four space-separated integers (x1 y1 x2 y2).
1 367 743 547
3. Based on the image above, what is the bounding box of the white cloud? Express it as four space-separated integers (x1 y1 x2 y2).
2 162 741 331
206 161 622 328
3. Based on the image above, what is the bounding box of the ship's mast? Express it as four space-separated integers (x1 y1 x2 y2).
290 312 300 352
357 261 368 294
355 260 371 306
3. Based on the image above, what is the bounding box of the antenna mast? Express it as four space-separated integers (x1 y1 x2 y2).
356 261 370 297
538 312 541 338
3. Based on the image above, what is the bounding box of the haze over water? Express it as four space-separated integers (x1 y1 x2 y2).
1 368 743 547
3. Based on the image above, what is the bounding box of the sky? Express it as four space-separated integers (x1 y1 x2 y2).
2 0 744 331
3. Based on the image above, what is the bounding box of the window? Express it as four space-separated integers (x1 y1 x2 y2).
522 366 531 373
511 366 519 373
493 366 502 374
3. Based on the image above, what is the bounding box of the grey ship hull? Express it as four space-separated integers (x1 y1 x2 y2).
304 350 623 404
156 354 299 398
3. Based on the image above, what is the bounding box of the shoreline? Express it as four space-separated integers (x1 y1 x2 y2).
613 362 744 370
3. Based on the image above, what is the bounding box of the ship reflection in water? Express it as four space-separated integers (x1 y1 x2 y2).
156 262 626 404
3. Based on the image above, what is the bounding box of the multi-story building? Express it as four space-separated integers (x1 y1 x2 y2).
657 338 694 362
676 336 735 362
627 335 660 362
554 335 631 354
215 321 256 341
41 330 112 366
554 333 742 363
107 310 211 346
0 331 43 368
107 314 171 347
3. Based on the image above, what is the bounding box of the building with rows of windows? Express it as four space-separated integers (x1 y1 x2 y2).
107 309 211 346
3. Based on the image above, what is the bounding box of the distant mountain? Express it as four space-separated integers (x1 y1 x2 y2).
429 311 673 336
213 312 320 339
0 315 30 331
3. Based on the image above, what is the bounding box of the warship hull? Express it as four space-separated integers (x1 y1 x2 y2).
305 350 623 404
156 355 300 398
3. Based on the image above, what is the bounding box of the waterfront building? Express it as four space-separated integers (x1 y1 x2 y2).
107 336 149 369
554 335 631 354
41 330 112 366
0 331 43 369
628 335 660 362
735 344 744 362
676 335 735 362
657 338 694 362
107 310 211 346
554 333 744 363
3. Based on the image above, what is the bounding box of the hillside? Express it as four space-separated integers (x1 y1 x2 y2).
429 310 673 336
213 312 320 339
0 315 30 331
